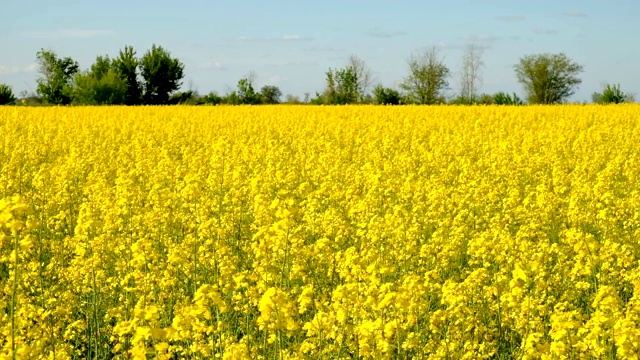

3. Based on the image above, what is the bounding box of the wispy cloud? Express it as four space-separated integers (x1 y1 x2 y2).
266 75 287 85
431 41 463 51
198 61 225 70
463 34 501 45
237 34 312 42
366 28 407 38
563 11 587 18
533 28 559 35
304 46 342 52
22 28 113 39
496 15 525 22
0 63 37 75
266 60 318 67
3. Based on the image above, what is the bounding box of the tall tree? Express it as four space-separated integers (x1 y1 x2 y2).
400 47 450 104
72 55 127 105
0 84 17 105
236 72 261 104
514 53 583 104
323 66 360 104
140 45 185 105
348 55 373 101
35 49 79 105
114 46 142 105
260 85 282 104
459 43 484 103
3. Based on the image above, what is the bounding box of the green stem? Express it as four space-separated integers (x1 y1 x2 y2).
10 233 19 360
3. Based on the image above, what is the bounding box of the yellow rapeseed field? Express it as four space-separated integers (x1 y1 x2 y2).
1 105 640 359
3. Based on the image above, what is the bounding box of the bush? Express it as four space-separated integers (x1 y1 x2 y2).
493 92 524 105
0 84 16 105
373 85 402 105
592 84 633 104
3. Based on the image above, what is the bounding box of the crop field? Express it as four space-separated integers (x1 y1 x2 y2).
1 105 640 359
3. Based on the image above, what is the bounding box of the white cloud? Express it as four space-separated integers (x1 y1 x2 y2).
199 61 225 70
0 63 37 75
496 15 525 22
463 35 501 44
265 60 318 67
22 28 113 39
282 34 302 40
533 28 559 35
304 46 342 52
431 41 463 51
266 75 287 85
366 28 407 38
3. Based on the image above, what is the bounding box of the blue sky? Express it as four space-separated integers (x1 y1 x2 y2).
1 0 638 102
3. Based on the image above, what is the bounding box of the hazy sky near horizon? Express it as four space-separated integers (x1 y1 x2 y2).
1 0 638 102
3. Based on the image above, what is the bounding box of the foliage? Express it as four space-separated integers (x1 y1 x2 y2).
477 93 495 105
0 84 16 105
372 85 402 105
323 66 361 104
259 85 282 104
449 96 475 105
168 90 204 105
2 105 640 359
116 47 141 104
232 78 260 105
35 49 79 105
283 94 303 104
114 46 143 105
348 55 373 101
514 53 583 104
201 91 223 105
17 92 44 106
592 83 634 104
400 47 450 104
493 92 524 105
140 45 185 105
72 55 127 105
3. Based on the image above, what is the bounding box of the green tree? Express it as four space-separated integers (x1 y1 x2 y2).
493 92 524 105
72 55 127 105
514 53 583 104
202 91 223 105
140 45 185 105
323 66 360 104
236 77 261 104
168 90 200 105
400 47 450 104
348 55 373 101
35 49 79 105
260 85 282 104
592 83 634 104
114 46 142 105
0 84 17 105
372 85 401 105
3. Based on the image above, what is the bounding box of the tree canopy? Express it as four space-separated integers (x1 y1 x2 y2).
35 49 80 105
514 53 584 104
400 47 450 105
140 45 185 105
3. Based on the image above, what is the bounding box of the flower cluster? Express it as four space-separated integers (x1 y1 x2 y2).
1 105 640 359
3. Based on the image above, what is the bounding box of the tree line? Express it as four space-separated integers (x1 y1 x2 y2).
0 44 635 106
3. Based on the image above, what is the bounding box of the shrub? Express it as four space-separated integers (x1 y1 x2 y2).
0 84 16 105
